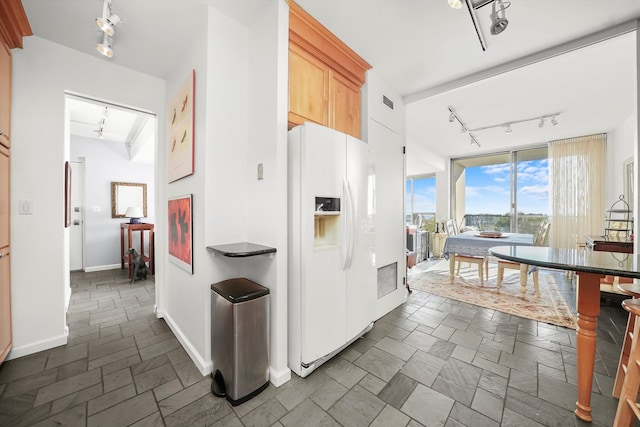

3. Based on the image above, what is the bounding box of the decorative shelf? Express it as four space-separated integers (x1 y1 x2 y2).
206 242 276 258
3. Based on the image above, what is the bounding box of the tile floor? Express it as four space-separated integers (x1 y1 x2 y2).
0 263 630 426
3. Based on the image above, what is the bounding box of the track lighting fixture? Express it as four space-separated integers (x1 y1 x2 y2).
95 0 123 58
447 106 561 147
490 0 510 35
448 0 462 9
448 106 480 147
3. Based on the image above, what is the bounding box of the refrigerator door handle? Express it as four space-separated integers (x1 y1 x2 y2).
342 179 351 271
346 180 356 269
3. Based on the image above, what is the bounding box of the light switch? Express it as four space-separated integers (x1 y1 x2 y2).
257 163 264 180
19 200 33 215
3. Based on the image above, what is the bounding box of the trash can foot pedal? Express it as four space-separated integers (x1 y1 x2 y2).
211 370 226 397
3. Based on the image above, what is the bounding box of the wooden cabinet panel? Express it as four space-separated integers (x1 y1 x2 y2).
0 146 7 248
330 72 361 139
0 42 10 148
288 43 329 128
0 145 9 363
0 250 10 364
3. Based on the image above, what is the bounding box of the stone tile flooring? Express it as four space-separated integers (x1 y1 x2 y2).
0 264 630 426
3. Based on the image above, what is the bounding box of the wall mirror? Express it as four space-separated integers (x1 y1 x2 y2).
111 182 147 218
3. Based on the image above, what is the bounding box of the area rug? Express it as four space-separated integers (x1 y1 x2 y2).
408 261 577 329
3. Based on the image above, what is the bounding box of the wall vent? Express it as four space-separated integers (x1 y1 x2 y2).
382 95 394 110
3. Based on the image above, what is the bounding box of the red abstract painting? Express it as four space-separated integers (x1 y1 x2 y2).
168 194 193 273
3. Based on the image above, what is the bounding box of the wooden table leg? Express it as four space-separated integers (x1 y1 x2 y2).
519 263 528 298
120 227 125 270
574 271 604 423
449 255 455 284
127 228 133 278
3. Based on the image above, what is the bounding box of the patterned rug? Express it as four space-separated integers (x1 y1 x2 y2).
408 261 577 329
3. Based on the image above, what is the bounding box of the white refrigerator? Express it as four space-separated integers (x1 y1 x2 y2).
288 122 376 378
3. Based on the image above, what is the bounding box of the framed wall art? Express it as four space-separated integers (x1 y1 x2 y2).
168 70 195 183
168 194 193 274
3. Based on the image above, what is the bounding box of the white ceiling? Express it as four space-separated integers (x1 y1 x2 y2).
22 0 640 173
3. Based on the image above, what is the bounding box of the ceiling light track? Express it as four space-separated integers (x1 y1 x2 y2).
448 107 481 147
448 107 560 147
467 112 561 133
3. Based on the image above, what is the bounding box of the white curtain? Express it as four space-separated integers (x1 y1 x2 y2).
549 134 606 249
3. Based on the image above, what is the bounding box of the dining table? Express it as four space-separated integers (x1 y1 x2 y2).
489 245 640 423
443 231 534 294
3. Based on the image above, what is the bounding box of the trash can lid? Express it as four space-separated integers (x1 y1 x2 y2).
211 278 270 303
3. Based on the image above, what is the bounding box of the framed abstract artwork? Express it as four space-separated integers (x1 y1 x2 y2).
168 70 195 183
168 194 193 274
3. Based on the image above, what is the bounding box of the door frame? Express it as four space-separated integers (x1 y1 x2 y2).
69 158 85 271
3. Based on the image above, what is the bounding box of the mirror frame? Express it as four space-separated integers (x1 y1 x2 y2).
111 182 148 219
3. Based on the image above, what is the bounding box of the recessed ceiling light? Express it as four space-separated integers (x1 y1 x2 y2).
448 0 462 9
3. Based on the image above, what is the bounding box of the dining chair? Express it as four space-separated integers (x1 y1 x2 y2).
445 219 488 285
613 283 640 399
613 298 640 426
496 220 550 297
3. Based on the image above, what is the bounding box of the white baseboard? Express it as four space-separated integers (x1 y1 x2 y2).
84 264 121 273
7 333 68 360
162 311 212 376
270 367 291 387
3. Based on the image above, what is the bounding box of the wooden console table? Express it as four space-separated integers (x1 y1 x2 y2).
585 234 633 254
121 223 154 278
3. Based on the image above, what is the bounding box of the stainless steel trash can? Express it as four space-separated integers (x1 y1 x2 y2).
210 278 270 406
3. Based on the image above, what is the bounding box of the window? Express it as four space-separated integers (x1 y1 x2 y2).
451 147 548 234
406 175 436 229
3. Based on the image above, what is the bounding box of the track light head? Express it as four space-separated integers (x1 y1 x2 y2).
551 116 558 126
538 118 544 128
96 33 113 58
505 124 512 134
490 0 510 35
449 112 455 122
96 14 122 36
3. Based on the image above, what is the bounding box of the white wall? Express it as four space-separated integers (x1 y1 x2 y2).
607 114 635 208
244 0 291 386
71 135 155 270
10 36 165 358
160 2 291 385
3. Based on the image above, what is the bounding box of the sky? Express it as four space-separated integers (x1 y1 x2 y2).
407 158 549 216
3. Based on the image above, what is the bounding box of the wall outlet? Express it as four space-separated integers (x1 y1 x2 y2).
257 163 264 180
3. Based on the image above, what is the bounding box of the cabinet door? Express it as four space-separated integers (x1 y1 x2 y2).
288 43 329 129
0 251 10 364
330 71 361 139
0 146 9 364
0 42 10 148
0 145 7 248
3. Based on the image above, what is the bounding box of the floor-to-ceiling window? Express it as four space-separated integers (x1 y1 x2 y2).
451 147 548 234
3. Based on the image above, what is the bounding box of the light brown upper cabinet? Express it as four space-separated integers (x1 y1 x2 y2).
0 42 11 148
288 1 371 139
